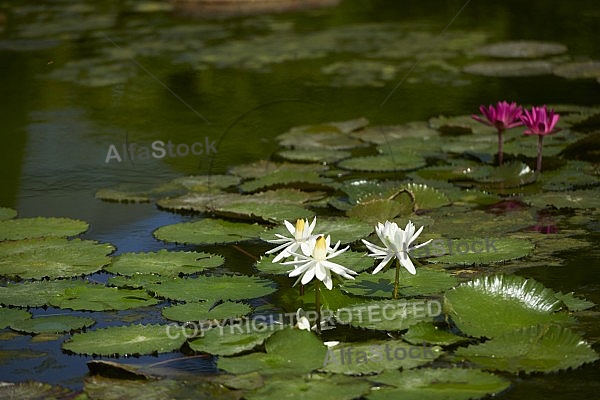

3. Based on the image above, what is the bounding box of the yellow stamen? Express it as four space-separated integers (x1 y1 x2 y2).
313 236 327 260
294 219 305 241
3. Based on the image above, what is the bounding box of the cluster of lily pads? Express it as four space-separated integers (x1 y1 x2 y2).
1 108 599 398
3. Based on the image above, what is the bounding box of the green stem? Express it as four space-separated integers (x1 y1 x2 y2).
315 282 321 334
536 135 544 173
393 258 400 300
497 129 504 166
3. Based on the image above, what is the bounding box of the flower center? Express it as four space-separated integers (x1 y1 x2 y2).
294 219 305 241
313 236 327 261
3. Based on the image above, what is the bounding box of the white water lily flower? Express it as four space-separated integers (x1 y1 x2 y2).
284 235 356 290
266 217 317 262
362 220 432 275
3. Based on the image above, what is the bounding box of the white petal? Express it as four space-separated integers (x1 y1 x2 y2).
301 267 316 285
284 220 296 235
399 256 417 275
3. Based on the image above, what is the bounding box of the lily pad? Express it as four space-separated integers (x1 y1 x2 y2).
427 209 535 237
162 301 252 323
0 280 82 307
337 299 437 331
247 374 371 400
402 322 468 346
444 274 573 338
463 60 554 77
0 238 114 280
341 268 457 298
277 119 369 149
50 283 159 311
367 368 511 400
63 324 188 356
278 147 351 163
0 217 88 240
425 237 534 265
105 250 224 276
0 207 17 221
523 189 600 209
351 122 440 144
554 291 595 312
189 323 278 356
554 60 600 79
154 219 265 245
95 187 152 203
146 275 276 302
239 170 334 193
347 195 414 225
456 324 599 373
321 340 442 375
338 154 426 172
475 41 567 58
171 174 241 192
0 382 74 400
0 307 31 329
10 315 95 334
403 183 450 210
429 115 496 136
213 201 313 223
229 160 328 180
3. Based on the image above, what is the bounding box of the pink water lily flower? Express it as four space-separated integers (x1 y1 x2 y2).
520 105 561 173
472 101 523 165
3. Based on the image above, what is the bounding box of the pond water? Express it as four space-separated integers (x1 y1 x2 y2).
1 0 599 398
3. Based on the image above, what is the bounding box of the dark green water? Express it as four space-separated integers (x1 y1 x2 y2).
0 0 599 397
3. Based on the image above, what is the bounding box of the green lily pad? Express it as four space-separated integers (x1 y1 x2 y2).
444 274 573 338
50 283 159 311
107 273 164 289
554 292 595 312
146 275 276 302
239 170 334 193
554 61 600 79
278 147 351 163
0 217 88 240
337 299 438 331
105 250 224 276
0 280 82 307
10 315 95 334
463 60 554 77
402 321 468 346
213 201 313 223
367 368 511 400
0 307 31 329
189 323 278 356
427 209 535 237
217 328 327 375
341 268 457 298
0 382 74 400
156 192 216 213
523 189 600 209
474 162 537 189
455 324 599 373
347 195 414 225
229 160 328 179
162 301 252 323
338 154 426 172
171 174 241 192
0 238 114 280
95 187 152 203
351 122 440 144
403 183 450 210
63 324 188 356
429 115 496 136
475 40 567 58
321 340 442 375
277 119 369 149
247 374 371 400
0 207 17 221
425 237 534 265
154 219 265 245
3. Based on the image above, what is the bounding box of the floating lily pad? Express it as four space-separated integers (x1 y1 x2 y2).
162 301 252 323
0 382 74 400
429 115 496 136
554 60 600 79
352 122 440 144
367 368 511 400
278 147 351 163
403 183 450 210
0 217 88 240
247 374 371 400
217 328 327 375
347 194 414 225
463 60 554 77
277 119 369 149
555 292 595 312
157 192 215 213
341 268 457 298
95 187 152 203
321 340 442 375
10 315 95 334
427 209 535 237
338 154 426 172
154 219 265 245
147 275 276 302
402 321 468 346
475 41 567 58
321 60 399 87
189 323 278 356
425 237 534 265
444 274 573 338
107 273 164 289
63 324 188 356
456 324 599 373
50 283 159 311
171 174 241 192
0 307 31 329
337 299 437 331
239 170 334 193
229 160 328 179
0 280 82 307
523 189 600 209
0 207 17 221
0 238 114 280
105 250 224 277
213 201 313 223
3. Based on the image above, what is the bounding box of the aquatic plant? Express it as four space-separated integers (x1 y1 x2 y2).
265 217 317 262
521 105 561 173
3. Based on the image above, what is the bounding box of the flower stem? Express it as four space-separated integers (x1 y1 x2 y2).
393 258 400 300
536 135 544 173
497 130 504 166
315 281 321 334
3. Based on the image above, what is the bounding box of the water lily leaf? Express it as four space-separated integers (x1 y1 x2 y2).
367 368 511 400
239 170 334 193
154 219 265 245
0 207 17 221
213 201 313 223
0 238 114 280
156 192 215 213
63 324 188 356
347 196 414 225
403 183 450 210
554 60 600 79
0 381 74 400
429 115 496 136
0 307 31 329
473 162 537 189
171 174 241 192
427 209 535 237
402 322 468 346
475 40 567 58
351 122 440 144
341 268 457 298
162 301 252 323
146 275 276 302
523 189 600 209
541 161 600 190
337 299 436 331
415 164 493 182
278 147 351 163
217 328 327 375
0 217 88 240
107 273 164 289
50 283 159 311
338 179 405 204
425 237 534 265
338 154 426 172
444 275 573 338
554 292 595 312
0 280 82 307
247 374 371 400
95 187 152 203
377 138 442 158
189 323 278 356
106 250 224 276
464 60 554 77
277 119 369 149
10 315 95 334
229 160 328 179
456 324 599 373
